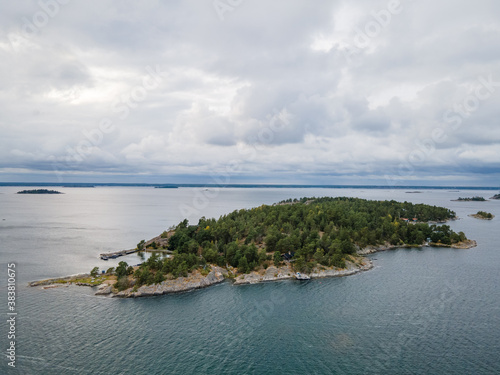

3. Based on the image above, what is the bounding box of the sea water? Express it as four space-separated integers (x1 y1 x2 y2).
0 187 499 374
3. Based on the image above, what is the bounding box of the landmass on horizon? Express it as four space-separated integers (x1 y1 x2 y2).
1 182 499 190
17 189 63 194
452 196 487 202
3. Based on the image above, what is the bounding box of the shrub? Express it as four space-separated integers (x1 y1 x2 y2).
137 240 146 250
115 276 130 291
90 267 99 278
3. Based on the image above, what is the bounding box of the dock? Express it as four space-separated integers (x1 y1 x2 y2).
100 249 138 260
99 248 174 260
295 272 311 280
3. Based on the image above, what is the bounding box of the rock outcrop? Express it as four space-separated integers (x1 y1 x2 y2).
113 266 227 298
233 265 293 285
95 284 112 295
233 259 373 285
28 274 89 287
357 239 477 255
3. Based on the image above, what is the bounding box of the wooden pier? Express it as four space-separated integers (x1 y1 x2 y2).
100 249 138 260
99 248 173 260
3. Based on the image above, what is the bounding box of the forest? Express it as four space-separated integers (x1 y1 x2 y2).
17 189 62 194
115 197 467 290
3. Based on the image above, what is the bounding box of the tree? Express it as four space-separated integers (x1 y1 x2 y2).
273 251 282 266
90 267 99 278
238 256 249 274
154 270 165 284
258 249 267 264
137 240 146 250
115 261 129 278
118 197 468 283
115 276 130 291
293 257 306 273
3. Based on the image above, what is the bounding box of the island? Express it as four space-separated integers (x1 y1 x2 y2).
17 189 63 194
452 196 486 202
29 197 476 297
490 194 500 200
469 211 494 220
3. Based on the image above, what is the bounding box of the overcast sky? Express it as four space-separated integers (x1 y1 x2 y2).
1 0 499 185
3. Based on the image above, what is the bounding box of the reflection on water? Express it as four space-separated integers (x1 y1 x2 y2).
0 187 499 374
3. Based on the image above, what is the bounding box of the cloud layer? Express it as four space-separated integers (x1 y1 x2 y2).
1 0 499 185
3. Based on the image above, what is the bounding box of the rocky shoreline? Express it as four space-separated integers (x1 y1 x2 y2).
113 266 228 298
357 239 477 255
468 214 494 220
28 273 89 287
232 258 373 285
28 259 374 298
29 240 476 298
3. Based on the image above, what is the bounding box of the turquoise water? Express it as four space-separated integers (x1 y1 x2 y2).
1 187 499 374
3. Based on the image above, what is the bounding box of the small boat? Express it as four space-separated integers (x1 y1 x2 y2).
295 272 310 280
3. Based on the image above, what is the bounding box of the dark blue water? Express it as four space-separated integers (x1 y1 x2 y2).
1 187 499 374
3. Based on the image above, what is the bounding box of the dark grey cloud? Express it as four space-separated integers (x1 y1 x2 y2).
0 0 499 184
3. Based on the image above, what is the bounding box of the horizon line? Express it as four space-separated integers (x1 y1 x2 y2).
0 182 498 190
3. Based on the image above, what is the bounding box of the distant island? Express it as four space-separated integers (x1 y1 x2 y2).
490 194 500 200
30 197 476 297
17 189 63 194
65 184 94 188
469 211 494 220
452 196 486 202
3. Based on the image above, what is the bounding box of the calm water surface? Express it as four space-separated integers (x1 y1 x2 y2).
0 187 499 374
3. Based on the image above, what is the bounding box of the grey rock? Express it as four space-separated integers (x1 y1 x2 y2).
113 266 226 298
95 285 112 295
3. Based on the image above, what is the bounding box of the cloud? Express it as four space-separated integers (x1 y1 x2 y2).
0 0 499 185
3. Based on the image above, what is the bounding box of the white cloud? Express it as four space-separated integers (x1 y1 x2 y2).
0 0 499 184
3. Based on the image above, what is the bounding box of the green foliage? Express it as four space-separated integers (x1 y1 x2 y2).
130 197 466 283
115 276 130 291
106 267 115 275
137 239 146 250
115 261 129 278
238 256 249 274
90 267 99 278
273 251 282 266
476 211 493 219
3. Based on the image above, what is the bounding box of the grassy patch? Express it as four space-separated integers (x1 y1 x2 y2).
71 275 110 286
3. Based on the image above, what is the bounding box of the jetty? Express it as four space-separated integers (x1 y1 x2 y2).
100 249 138 260
99 248 174 260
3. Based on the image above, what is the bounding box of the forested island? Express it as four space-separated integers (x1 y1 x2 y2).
30 197 476 297
490 194 500 200
469 211 494 220
17 189 63 194
453 196 486 201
